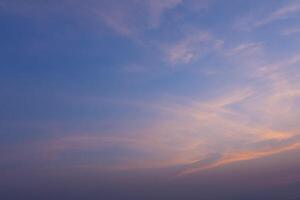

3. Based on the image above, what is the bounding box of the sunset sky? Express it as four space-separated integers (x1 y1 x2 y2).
1 0 300 199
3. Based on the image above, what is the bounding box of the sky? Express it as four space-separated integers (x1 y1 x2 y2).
1 0 300 199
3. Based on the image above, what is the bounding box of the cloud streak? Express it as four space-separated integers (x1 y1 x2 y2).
255 1 300 28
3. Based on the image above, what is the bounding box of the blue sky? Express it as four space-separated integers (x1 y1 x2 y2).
1 0 300 199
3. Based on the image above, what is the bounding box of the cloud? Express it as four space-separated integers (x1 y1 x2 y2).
280 27 300 35
117 52 300 173
3 48 300 175
235 1 300 31
70 0 185 37
146 0 183 27
255 1 300 27
2 0 300 178
227 43 263 57
94 0 214 38
0 0 183 37
222 42 266 71
180 138 300 175
0 0 215 40
163 30 223 65
25 64 298 173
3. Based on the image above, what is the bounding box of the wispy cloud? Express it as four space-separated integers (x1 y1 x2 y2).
0 0 184 38
235 1 300 31
280 27 300 35
255 1 300 27
10 64 299 174
181 137 300 175
163 30 223 65
226 42 264 60
71 0 186 38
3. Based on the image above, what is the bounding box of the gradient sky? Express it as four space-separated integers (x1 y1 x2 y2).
1 0 300 199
